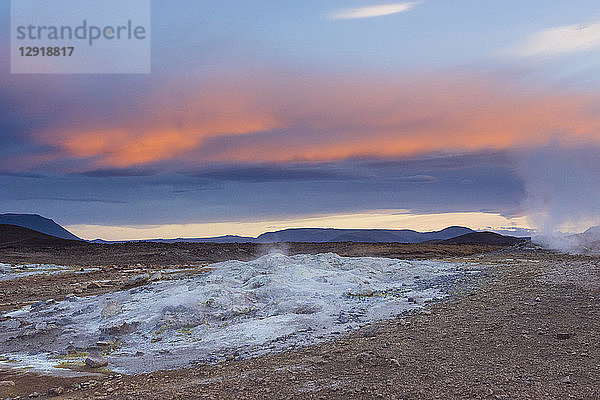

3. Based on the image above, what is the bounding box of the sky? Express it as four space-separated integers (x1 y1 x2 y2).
2 0 600 240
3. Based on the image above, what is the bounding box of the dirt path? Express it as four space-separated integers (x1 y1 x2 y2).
1 248 599 399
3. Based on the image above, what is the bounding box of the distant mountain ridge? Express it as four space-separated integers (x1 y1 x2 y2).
0 214 81 241
0 214 526 247
255 226 475 243
93 226 476 244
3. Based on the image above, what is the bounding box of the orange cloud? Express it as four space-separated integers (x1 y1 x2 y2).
198 75 600 163
48 85 283 167
61 129 200 166
36 72 600 168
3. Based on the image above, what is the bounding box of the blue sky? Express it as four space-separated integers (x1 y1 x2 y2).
2 1 600 239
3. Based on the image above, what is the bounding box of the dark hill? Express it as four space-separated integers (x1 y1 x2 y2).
439 232 526 246
0 224 85 248
254 226 475 243
0 214 81 241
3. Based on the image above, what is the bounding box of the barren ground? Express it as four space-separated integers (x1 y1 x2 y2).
1 242 599 399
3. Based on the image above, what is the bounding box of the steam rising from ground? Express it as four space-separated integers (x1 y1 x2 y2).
520 146 600 253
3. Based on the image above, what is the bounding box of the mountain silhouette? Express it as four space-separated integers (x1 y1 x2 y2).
0 214 81 241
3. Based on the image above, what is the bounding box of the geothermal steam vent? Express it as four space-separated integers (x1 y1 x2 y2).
0 253 475 374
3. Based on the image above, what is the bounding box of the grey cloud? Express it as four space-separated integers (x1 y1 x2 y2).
190 164 368 182
18 197 128 204
80 168 159 177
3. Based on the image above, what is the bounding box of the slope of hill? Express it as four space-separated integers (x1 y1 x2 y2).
562 226 600 254
0 214 81 241
0 224 85 248
439 232 526 246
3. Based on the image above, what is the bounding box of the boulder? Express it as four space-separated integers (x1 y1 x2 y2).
126 273 150 287
85 352 108 368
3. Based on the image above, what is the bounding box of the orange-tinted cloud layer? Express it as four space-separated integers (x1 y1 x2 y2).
33 72 600 169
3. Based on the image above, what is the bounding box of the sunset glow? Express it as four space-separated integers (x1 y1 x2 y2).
3 0 600 239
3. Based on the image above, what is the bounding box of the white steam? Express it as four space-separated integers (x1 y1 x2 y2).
519 146 600 253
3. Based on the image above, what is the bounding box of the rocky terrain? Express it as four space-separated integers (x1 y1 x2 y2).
0 254 477 375
0 242 501 313
0 243 598 399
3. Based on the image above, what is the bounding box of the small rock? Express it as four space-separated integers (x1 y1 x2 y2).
361 326 377 338
85 353 108 368
29 392 40 398
557 332 571 340
126 273 150 287
47 387 64 396
0 380 15 387
101 301 122 319
100 321 139 335
355 352 368 363
407 297 417 304
560 375 572 384
34 322 48 331
87 282 101 290
150 271 162 281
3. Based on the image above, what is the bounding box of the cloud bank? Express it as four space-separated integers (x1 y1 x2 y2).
4 72 599 172
329 2 417 20
504 21 600 58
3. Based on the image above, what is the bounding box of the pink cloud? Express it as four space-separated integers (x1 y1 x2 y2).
15 71 600 170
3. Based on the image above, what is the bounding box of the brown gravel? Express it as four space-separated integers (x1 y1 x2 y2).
1 244 599 399
0 241 503 267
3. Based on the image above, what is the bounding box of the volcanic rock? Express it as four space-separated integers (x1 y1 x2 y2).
85 352 108 368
